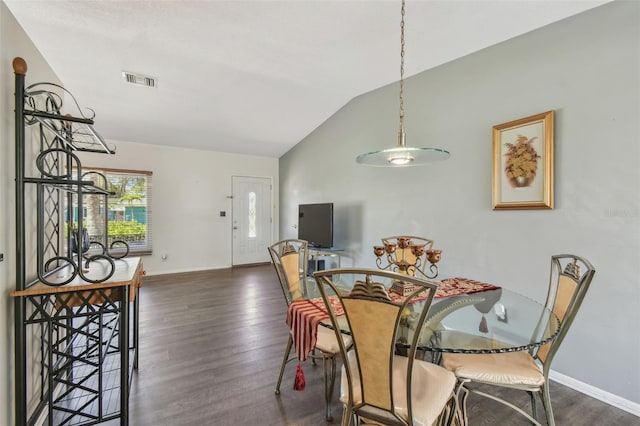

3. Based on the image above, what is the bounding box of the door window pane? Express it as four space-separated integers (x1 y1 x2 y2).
248 192 256 238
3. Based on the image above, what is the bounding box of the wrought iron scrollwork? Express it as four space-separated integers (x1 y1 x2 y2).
373 235 442 279
20 81 124 286
79 170 131 262
23 82 115 154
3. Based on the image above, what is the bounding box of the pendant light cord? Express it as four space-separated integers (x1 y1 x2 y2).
398 0 406 146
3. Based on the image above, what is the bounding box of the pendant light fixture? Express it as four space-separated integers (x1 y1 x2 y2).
356 0 450 167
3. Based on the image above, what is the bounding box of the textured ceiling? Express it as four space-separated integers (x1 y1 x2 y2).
6 0 610 157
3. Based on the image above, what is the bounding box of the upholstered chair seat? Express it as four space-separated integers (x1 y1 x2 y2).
443 351 544 388
341 351 456 426
315 325 350 354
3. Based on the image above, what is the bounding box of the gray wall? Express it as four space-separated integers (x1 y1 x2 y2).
280 1 639 407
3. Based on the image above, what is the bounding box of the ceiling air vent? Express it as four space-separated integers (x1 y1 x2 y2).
122 71 157 88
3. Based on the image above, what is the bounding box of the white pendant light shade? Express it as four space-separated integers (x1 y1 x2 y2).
356 146 450 166
357 128 450 166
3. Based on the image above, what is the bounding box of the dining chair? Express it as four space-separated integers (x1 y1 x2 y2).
441 254 596 426
314 268 459 426
268 238 344 421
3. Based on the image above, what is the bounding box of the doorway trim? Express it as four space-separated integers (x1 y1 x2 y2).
231 175 273 266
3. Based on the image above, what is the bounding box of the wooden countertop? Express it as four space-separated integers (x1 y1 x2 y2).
11 257 144 297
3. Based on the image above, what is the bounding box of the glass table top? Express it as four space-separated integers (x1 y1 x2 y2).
301 272 559 354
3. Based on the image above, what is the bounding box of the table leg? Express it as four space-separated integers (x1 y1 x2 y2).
120 285 129 425
133 286 140 369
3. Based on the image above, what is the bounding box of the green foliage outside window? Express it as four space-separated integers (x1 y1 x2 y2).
66 221 146 243
107 221 147 243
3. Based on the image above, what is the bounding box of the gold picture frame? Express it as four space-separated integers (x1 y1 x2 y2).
492 110 554 210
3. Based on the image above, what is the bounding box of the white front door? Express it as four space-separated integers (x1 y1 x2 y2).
231 176 272 265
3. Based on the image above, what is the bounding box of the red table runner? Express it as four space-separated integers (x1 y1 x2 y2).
286 277 500 362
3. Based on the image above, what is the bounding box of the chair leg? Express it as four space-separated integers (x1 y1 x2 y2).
454 380 470 426
528 390 537 421
340 405 353 426
275 335 294 395
323 354 337 421
437 394 460 426
464 383 542 426
450 393 464 426
540 383 555 426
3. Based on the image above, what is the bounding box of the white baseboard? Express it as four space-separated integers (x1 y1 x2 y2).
145 265 228 276
550 370 640 417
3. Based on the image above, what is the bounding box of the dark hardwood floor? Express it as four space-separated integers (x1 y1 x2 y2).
123 265 637 425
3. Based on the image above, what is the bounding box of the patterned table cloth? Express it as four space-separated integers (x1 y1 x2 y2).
286 277 500 361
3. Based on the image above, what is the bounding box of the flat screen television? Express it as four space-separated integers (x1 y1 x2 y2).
298 203 333 248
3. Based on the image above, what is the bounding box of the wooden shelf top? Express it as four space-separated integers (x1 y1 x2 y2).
11 257 143 297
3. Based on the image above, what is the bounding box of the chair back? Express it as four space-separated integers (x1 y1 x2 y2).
268 239 309 304
534 254 595 370
314 268 438 425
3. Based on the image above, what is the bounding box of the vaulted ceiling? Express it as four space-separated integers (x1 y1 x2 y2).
6 0 610 157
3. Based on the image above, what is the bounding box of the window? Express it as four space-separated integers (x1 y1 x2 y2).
74 167 153 256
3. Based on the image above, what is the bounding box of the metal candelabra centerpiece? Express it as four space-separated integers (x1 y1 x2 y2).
373 236 442 281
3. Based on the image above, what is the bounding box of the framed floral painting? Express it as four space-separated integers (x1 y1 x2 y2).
492 111 554 210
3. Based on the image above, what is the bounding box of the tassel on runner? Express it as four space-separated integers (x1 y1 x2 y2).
479 314 488 333
293 363 306 391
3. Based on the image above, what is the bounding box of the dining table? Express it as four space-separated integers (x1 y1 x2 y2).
285 271 560 426
287 273 560 365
